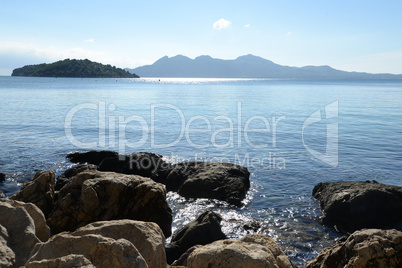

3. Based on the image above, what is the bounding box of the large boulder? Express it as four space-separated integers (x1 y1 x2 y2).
186 234 293 268
167 210 226 264
11 170 55 217
313 181 402 233
154 161 250 206
0 198 50 267
0 225 15 268
26 233 148 268
55 164 97 191
71 220 166 268
25 254 94 268
47 170 172 237
306 229 402 268
66 150 118 165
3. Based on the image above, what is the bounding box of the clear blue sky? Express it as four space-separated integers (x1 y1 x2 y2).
1 0 402 75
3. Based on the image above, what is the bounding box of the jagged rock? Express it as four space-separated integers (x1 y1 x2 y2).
25 254 94 268
313 181 402 233
11 170 55 217
27 233 148 268
186 234 293 268
153 161 250 205
47 170 172 237
306 229 402 268
0 224 15 268
66 150 118 165
167 210 226 264
71 220 166 268
0 199 45 267
55 164 97 191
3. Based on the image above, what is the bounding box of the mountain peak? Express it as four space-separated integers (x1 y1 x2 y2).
126 54 402 79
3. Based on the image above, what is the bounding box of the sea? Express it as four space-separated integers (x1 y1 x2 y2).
1 76 402 266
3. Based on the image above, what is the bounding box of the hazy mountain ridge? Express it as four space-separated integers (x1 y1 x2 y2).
126 54 402 79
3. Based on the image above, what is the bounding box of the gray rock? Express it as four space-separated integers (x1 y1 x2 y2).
11 170 55 217
306 229 402 268
25 254 95 268
27 233 148 268
187 234 293 268
0 199 42 267
0 224 15 268
47 170 172 237
71 220 166 268
313 181 402 233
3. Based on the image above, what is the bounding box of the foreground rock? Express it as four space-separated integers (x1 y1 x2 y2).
47 170 172 237
306 229 402 268
11 170 55 217
71 220 166 268
186 234 293 268
0 198 50 267
313 181 402 233
154 161 250 206
167 210 226 264
25 254 94 268
26 233 148 268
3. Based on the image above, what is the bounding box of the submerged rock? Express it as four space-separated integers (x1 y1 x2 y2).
47 170 172 237
186 234 293 268
26 233 148 268
71 220 166 268
306 229 402 268
11 170 55 217
167 210 226 264
154 161 250 206
313 181 402 233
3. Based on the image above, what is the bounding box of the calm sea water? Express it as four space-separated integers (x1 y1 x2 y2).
1 76 402 266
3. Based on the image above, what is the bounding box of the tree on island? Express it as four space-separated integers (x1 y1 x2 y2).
12 59 139 78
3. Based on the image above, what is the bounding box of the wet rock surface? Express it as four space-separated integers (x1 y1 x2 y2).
313 181 402 233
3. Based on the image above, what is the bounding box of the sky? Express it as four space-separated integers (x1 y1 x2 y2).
1 0 402 75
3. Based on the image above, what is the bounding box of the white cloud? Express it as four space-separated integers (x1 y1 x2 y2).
85 38 95 43
213 19 232 30
286 32 292 36
244 24 250 28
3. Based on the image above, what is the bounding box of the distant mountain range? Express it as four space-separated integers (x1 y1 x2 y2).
126 54 402 79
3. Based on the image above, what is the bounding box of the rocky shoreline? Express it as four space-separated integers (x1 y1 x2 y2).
1 150 402 267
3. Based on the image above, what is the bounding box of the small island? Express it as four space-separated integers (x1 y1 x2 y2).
11 59 139 78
